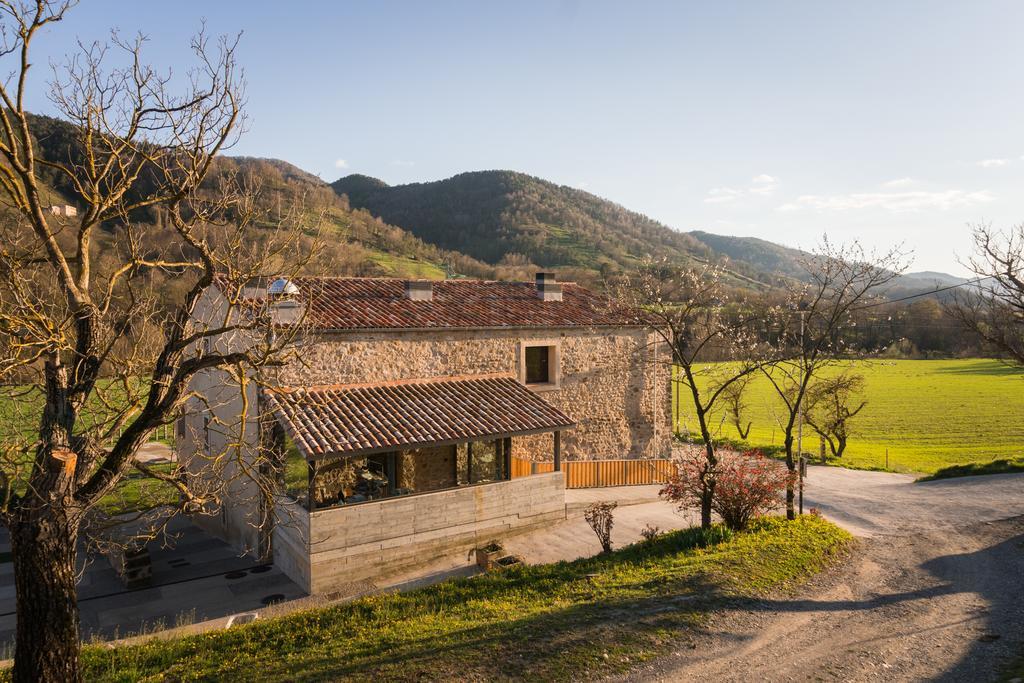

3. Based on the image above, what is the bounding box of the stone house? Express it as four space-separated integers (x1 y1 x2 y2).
179 273 671 593
46 204 77 217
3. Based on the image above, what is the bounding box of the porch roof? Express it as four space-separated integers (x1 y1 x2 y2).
262 374 575 460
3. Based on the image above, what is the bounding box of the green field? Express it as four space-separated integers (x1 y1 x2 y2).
673 359 1024 475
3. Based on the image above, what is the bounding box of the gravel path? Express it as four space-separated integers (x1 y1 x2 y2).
625 467 1024 682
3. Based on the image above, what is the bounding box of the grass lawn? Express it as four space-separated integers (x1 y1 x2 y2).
78 516 850 682
1002 654 1024 681
367 251 447 279
0 380 181 516
675 358 1024 475
96 462 180 516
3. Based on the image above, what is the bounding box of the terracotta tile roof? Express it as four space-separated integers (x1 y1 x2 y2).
263 374 575 459
283 277 644 330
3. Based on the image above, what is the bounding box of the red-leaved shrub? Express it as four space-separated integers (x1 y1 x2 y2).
660 448 794 530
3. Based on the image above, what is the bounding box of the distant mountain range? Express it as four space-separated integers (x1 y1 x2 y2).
20 109 966 298
332 170 965 297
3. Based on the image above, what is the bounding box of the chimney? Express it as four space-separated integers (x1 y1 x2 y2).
405 280 433 301
270 298 304 325
535 272 562 302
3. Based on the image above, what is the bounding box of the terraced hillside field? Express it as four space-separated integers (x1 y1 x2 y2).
673 359 1024 475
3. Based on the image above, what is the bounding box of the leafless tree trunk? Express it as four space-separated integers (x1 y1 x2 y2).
0 4 321 680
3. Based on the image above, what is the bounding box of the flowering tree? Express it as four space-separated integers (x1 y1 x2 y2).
762 240 906 519
661 447 793 530
612 259 769 529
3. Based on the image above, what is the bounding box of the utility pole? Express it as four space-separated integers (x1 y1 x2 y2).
797 309 806 516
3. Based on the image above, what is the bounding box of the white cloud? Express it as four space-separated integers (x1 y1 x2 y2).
334 158 349 169
575 181 590 190
977 158 1009 168
749 182 778 197
883 177 916 188
704 175 779 203
390 160 415 167
704 187 744 204
777 189 996 213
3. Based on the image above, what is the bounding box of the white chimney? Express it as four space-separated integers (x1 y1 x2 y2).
405 280 433 301
535 272 562 302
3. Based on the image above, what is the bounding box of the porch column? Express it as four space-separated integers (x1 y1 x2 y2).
307 460 317 512
554 431 561 471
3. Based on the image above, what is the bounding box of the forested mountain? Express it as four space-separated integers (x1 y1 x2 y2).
331 170 714 274
24 113 503 283
26 110 968 301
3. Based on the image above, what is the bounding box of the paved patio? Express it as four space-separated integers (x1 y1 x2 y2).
0 517 305 653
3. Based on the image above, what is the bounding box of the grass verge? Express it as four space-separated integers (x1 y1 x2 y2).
1001 655 1024 682
918 457 1024 482
79 516 851 682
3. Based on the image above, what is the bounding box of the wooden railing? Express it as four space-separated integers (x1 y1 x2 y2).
511 457 674 488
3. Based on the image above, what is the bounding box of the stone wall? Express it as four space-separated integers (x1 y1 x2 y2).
303 471 566 592
275 327 672 461
400 445 457 490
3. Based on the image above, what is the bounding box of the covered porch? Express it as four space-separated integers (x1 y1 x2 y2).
263 374 574 512
261 374 574 592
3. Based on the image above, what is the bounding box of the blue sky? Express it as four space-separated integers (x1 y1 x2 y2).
22 1 1024 274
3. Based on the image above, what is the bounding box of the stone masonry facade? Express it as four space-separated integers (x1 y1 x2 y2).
274 327 673 462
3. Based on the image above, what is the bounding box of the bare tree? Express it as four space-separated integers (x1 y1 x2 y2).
761 240 906 519
715 374 753 440
948 224 1024 366
583 501 616 553
803 371 867 460
0 5 319 680
613 260 768 529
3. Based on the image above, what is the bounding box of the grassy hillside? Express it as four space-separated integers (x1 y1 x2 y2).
332 170 714 273
675 359 1024 474
25 113 495 283
79 517 850 682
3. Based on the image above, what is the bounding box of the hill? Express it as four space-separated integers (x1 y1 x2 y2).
688 230 968 300
26 111 969 298
686 230 809 280
23 113 502 282
331 170 714 273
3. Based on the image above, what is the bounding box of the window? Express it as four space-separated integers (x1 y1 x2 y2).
456 439 510 485
525 346 551 384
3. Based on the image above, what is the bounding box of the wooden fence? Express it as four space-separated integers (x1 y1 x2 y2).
511 457 674 488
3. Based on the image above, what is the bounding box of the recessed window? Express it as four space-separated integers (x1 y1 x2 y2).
525 345 553 384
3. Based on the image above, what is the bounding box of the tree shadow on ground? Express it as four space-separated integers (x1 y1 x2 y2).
931 363 1024 377
688 523 1024 681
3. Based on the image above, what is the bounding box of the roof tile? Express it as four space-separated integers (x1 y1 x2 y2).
263 374 575 459
286 277 643 330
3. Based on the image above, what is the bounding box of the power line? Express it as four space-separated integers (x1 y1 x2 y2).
859 276 989 310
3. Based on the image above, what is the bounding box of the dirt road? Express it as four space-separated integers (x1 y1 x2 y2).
627 468 1024 682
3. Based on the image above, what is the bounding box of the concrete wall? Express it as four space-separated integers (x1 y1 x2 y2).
177 286 268 556
272 497 311 592
277 327 673 462
304 471 566 593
